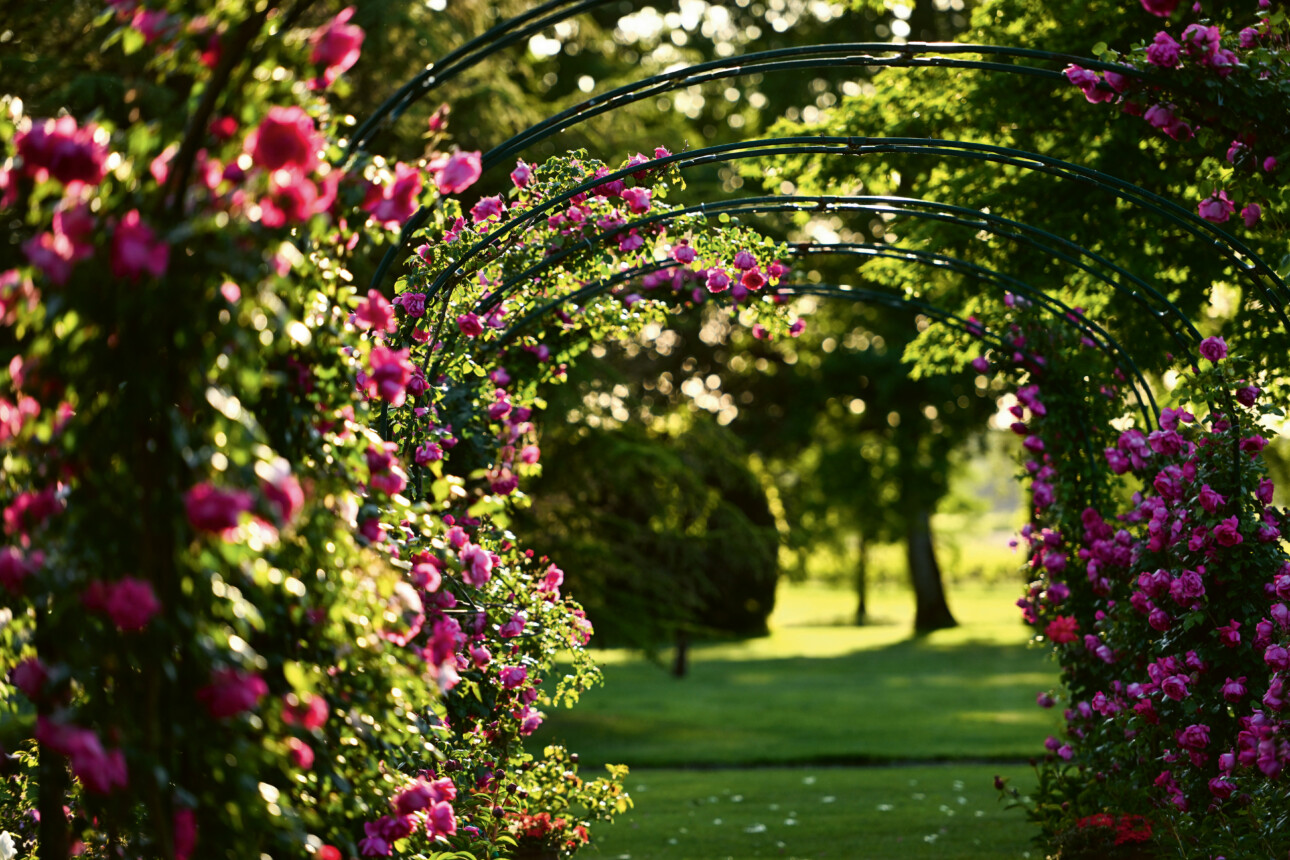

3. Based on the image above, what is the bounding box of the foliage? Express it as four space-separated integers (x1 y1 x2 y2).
517 413 779 650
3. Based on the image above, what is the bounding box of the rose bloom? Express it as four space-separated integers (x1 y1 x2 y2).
1198 335 1228 361
1045 615 1079 644
184 483 253 533
246 106 320 173
310 6 364 89
437 150 481 194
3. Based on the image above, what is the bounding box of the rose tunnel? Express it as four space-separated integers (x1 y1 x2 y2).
346 0 1290 851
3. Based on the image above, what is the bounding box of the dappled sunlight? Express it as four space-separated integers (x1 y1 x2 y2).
533 581 1062 768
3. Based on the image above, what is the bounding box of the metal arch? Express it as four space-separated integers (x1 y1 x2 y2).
393 139 1286 344
345 0 612 161
490 240 1159 427
458 191 1201 363
363 42 1166 293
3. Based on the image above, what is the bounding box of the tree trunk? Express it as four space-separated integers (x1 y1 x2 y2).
672 629 689 678
854 532 869 625
906 507 957 633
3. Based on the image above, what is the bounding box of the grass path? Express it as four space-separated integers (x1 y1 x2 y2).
585 764 1039 860
534 581 1054 859
532 582 1061 767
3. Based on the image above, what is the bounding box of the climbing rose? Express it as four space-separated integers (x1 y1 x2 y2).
427 802 457 838
1242 203 1261 227
102 577 161 631
309 6 365 89
283 693 329 729
1198 336 1227 361
706 269 730 293
458 543 493 587
9 657 48 700
471 195 505 223
354 289 396 334
457 312 484 337
392 291 427 318
510 160 532 188
262 469 305 525
197 668 268 719
1212 515 1242 546
366 347 414 406
1145 31 1182 67
287 737 314 770
1045 615 1079 644
184 483 253 533
499 666 528 689
364 163 422 227
621 186 652 214
16 117 108 186
1197 191 1235 224
246 106 320 173
0 546 43 593
111 210 169 280
1140 0 1180 16
437 150 481 194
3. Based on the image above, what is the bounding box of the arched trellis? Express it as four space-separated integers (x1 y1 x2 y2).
356 6 1279 501
491 240 1160 428
420 138 1286 325
430 185 1208 383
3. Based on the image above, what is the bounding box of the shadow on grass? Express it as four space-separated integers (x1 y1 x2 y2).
530 639 1060 769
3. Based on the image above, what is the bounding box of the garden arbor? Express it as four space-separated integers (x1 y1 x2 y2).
4 2 1288 857
357 21 1288 626
362 4 1290 855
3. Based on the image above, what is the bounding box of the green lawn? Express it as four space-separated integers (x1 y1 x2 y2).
532 582 1061 767
582 765 1040 860
534 581 1055 859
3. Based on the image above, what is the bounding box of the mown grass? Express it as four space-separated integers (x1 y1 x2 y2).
532 582 1061 767
532 581 1055 859
582 764 1040 860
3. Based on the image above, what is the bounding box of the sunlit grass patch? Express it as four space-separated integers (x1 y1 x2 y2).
586 764 1038 860
532 582 1060 767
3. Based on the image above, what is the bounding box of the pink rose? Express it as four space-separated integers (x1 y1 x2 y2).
499 665 528 689
111 210 169 280
310 7 364 89
174 808 197 860
437 150 482 195
246 106 320 173
283 693 329 730
197 668 268 719
355 288 397 333
16 117 109 187
471 195 505 223
262 470 305 525
366 347 414 406
458 543 493 587
102 576 161 631
1145 31 1181 67
1197 191 1235 224
364 163 422 228
1198 335 1227 361
184 483 253 533
457 312 484 337
0 545 43 593
510 160 532 188
1140 0 1180 16
9 657 49 700
427 801 457 837
1212 515 1242 547
621 186 652 214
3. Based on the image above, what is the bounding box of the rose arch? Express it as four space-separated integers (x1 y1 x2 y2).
357 4 1290 857
2 2 1288 859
